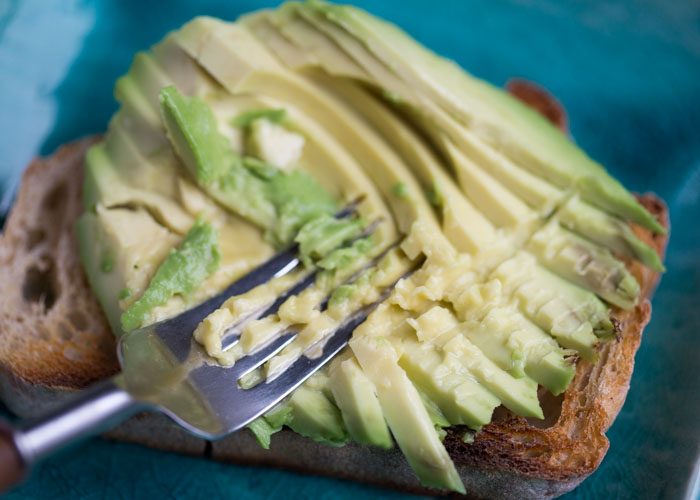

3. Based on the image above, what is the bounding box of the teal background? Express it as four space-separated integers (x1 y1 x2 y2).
1 0 699 498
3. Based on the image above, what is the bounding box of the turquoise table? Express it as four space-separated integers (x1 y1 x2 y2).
1 1 699 498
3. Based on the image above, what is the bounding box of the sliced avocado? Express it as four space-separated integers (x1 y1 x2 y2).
458 305 575 395
269 11 543 232
398 332 499 429
350 311 465 493
318 77 495 254
302 1 664 234
114 74 162 133
127 51 173 108
446 125 563 211
173 20 454 259
151 33 220 98
84 142 193 236
492 252 607 361
77 206 180 335
171 17 399 248
557 197 665 272
528 221 640 310
328 350 392 449
287 385 349 446
112 75 169 157
433 328 544 419
121 218 221 332
268 5 369 79
417 388 450 441
102 114 183 202
440 139 535 228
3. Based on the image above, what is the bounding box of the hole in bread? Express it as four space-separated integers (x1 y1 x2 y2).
526 388 564 429
42 182 69 212
578 393 588 407
22 260 59 311
25 228 46 250
58 321 74 341
523 447 546 459
491 406 512 422
68 310 88 331
35 326 51 342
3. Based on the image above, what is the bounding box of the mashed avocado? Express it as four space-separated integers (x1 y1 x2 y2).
78 1 663 493
159 85 363 252
121 218 221 331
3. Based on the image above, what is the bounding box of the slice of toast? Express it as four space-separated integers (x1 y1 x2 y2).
0 85 668 499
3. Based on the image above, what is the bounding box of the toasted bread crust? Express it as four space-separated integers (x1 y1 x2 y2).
0 85 669 498
0 137 119 395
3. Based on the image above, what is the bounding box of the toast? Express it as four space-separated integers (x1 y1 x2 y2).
0 84 668 499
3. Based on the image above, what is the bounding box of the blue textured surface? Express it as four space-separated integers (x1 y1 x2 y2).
1 1 699 498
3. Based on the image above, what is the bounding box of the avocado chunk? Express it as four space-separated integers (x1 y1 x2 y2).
287 385 349 446
121 218 222 331
328 350 392 449
246 118 305 170
247 403 292 449
159 84 244 185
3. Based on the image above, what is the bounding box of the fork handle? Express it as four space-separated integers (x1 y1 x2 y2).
0 377 142 493
0 421 24 492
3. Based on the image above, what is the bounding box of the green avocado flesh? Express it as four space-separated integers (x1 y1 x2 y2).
158 85 362 250
79 1 665 493
121 217 221 332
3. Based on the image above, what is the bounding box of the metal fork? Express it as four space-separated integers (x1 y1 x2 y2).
0 206 397 492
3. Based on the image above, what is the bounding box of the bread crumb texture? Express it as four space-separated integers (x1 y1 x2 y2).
0 138 119 392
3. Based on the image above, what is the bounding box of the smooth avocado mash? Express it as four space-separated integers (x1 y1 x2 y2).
77 1 664 493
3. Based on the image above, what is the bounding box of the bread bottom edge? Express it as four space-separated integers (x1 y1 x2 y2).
0 369 586 500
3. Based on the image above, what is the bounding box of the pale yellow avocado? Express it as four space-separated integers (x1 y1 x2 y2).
77 2 663 494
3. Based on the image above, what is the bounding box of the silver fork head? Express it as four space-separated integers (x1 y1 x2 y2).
116 281 383 439
115 204 389 440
